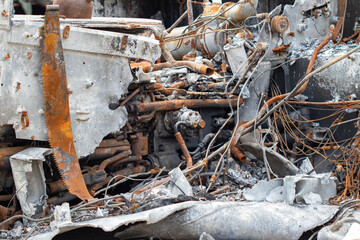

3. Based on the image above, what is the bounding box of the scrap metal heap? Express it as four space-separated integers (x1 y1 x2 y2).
0 0 360 239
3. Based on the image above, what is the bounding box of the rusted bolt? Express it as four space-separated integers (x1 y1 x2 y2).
271 16 290 34
63 26 70 39
27 52 32 60
4 53 10 60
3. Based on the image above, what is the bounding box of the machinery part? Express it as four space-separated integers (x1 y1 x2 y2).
134 98 243 113
141 61 215 76
189 133 215 155
164 107 205 135
271 16 290 34
129 132 149 156
47 169 106 194
90 145 131 160
222 1 258 24
98 150 131 170
40 5 94 202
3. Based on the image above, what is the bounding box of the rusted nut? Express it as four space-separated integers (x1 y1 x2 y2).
27 52 32 60
63 26 71 39
271 16 290 34
4 53 10 60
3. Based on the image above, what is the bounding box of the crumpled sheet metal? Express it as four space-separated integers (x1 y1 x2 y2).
30 201 339 240
10 148 51 217
243 174 337 204
318 209 360 240
240 142 299 177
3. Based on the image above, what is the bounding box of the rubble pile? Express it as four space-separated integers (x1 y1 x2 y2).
0 0 360 239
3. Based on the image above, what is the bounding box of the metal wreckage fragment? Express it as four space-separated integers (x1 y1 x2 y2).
39 5 94 202
0 0 360 239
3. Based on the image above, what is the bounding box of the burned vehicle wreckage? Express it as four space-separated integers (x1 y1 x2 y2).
0 0 360 239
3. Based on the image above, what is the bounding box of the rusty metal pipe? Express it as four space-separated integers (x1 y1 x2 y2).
231 146 247 163
156 36 176 62
120 88 140 107
166 10 188 34
146 82 186 96
332 0 347 43
90 145 131 160
136 98 242 113
0 194 14 202
137 111 156 123
187 0 196 54
92 165 147 192
142 61 214 75
108 155 143 170
175 132 193 168
95 146 131 154
169 81 186 89
99 150 131 171
98 139 130 148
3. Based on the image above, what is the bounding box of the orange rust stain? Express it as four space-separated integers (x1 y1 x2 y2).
27 52 32 60
16 82 21 91
21 111 29 129
203 4 221 16
288 32 295 37
57 162 67 170
272 44 291 56
4 53 10 60
41 7 95 202
1 10 8 18
44 33 57 53
63 26 70 39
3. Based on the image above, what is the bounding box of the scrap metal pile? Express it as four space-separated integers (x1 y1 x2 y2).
0 0 360 239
